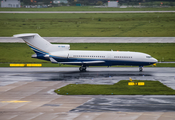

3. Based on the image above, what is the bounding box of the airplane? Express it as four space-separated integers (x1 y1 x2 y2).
13 33 158 72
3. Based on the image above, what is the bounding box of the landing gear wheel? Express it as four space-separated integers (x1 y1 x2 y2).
79 67 86 72
139 66 143 72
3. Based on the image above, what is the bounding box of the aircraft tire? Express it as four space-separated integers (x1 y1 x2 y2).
79 67 86 72
139 66 143 72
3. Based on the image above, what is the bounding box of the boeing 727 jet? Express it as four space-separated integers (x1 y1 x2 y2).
14 33 158 72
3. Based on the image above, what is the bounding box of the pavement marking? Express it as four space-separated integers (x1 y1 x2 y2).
1 100 30 103
0 71 175 119
0 80 175 120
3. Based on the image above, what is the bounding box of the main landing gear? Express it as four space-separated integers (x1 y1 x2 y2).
79 66 87 72
139 66 143 72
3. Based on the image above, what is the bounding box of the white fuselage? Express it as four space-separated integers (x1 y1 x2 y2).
49 50 158 66
13 33 158 71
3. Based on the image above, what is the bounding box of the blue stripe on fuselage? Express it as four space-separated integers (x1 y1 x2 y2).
28 44 48 55
50 55 154 66
27 47 154 66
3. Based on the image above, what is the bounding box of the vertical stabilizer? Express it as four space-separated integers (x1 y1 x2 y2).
14 33 70 55
13 33 52 54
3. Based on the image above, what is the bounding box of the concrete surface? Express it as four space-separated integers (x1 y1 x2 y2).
0 67 175 120
0 81 175 120
71 95 175 112
1 37 175 43
1 67 175 89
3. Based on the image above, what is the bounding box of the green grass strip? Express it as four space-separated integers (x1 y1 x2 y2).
1 13 175 37
0 43 175 63
54 80 175 95
1 7 175 11
1 63 175 67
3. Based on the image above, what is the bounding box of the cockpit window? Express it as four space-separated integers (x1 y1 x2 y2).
146 56 152 58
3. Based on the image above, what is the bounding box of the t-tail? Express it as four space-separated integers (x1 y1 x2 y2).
13 33 70 60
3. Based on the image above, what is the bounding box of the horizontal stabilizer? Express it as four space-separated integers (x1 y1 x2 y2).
13 33 37 38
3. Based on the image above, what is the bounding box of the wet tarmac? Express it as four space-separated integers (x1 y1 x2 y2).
0 67 175 115
71 95 175 112
1 67 175 89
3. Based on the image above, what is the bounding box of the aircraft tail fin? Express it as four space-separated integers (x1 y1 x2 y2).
13 33 70 55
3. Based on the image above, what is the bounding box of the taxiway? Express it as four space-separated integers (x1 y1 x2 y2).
0 37 175 43
0 67 175 120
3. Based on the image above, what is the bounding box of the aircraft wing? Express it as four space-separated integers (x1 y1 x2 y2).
58 61 105 65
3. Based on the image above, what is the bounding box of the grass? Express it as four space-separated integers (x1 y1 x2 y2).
1 63 175 67
0 6 175 11
0 13 175 37
0 43 174 64
155 63 175 67
54 80 175 95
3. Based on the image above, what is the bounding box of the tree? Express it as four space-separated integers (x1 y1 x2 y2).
43 0 53 4
23 0 32 5
97 1 103 5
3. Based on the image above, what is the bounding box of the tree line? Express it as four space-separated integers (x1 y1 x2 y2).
21 0 175 5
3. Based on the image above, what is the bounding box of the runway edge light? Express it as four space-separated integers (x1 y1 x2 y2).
129 77 132 82
153 63 156 66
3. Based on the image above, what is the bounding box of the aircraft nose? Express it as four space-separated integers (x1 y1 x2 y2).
153 58 158 63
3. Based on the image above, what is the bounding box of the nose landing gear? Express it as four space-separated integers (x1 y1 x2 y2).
79 66 87 72
139 66 143 72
